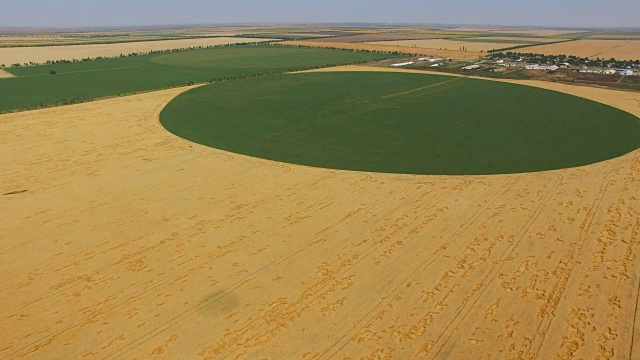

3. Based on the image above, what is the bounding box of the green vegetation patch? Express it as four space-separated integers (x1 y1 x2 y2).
161 72 640 175
0 45 393 113
150 45 368 69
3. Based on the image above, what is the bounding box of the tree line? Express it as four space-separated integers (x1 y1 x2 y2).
1 42 269 68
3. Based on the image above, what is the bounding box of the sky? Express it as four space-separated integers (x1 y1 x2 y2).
1 0 639 29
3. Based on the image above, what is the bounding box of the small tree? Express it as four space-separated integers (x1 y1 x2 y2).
50 70 57 75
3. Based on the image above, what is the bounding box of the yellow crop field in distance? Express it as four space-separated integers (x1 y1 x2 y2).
523 39 640 59
365 38 525 52
0 37 274 65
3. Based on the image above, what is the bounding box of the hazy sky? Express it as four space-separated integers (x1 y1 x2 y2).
1 0 638 29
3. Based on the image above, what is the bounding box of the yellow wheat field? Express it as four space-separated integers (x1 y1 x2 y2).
458 36 563 43
448 28 589 37
523 40 640 60
0 69 14 78
0 37 274 66
0 67 639 359
282 40 483 60
365 38 527 52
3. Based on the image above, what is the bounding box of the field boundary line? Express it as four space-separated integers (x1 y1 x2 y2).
382 77 464 99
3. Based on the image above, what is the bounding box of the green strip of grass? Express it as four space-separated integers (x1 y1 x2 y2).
0 44 395 113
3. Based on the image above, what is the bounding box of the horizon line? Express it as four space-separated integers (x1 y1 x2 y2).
2 22 640 32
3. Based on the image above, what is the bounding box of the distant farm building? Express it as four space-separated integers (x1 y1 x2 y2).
391 62 414 67
461 65 480 70
419 57 443 62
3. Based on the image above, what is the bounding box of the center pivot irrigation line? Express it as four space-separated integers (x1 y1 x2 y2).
382 77 464 99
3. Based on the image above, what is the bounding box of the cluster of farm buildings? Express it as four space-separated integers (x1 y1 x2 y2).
390 54 638 77
391 57 446 68
488 59 637 75
445 57 638 77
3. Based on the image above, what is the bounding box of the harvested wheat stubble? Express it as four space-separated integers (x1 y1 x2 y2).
365 38 531 52
0 69 14 78
0 37 274 65
590 34 640 40
304 33 456 43
458 36 564 43
0 69 639 359
523 39 640 60
282 40 483 59
449 28 590 37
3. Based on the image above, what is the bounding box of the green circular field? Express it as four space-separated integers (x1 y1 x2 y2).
160 72 640 175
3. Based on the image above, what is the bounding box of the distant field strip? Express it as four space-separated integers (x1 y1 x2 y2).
281 40 483 60
522 39 640 60
18 66 142 77
0 45 394 113
382 77 464 98
365 38 531 52
0 37 273 65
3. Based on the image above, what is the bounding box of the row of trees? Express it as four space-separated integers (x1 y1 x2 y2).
273 43 409 56
1 55 379 114
490 51 640 69
1 42 432 70
3 42 269 68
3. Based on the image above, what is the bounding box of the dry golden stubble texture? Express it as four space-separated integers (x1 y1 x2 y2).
1 68 639 359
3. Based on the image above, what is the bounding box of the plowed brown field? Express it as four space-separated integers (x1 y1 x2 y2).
1 67 639 360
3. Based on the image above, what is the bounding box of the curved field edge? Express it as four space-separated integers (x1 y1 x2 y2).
159 71 640 176
0 45 397 114
1 77 640 359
